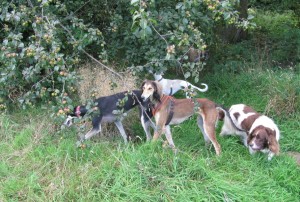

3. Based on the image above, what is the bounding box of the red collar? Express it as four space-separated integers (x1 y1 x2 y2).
75 106 81 117
151 95 174 116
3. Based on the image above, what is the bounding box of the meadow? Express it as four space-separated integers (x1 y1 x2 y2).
0 68 299 201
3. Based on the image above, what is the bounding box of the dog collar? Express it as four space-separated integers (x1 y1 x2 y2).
75 106 81 117
169 87 173 95
151 95 174 116
158 78 163 82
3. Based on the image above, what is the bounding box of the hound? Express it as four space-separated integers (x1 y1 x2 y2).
64 90 153 145
218 104 280 160
153 72 208 97
141 80 221 155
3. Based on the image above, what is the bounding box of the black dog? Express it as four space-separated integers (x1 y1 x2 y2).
64 90 153 144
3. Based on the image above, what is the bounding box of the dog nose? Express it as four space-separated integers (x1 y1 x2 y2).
249 143 254 147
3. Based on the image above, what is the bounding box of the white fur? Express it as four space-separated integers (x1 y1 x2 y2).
248 115 280 161
219 105 248 146
249 115 280 141
229 104 256 130
153 73 208 97
219 104 280 160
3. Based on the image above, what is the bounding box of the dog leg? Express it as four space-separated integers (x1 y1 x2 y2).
152 114 164 141
114 120 128 144
164 125 175 148
153 126 163 141
77 115 102 144
197 115 210 143
267 152 275 161
241 135 248 147
198 115 221 155
141 113 152 141
83 126 102 140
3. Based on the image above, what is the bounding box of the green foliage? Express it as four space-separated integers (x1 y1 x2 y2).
254 10 300 63
250 0 300 12
108 0 256 78
210 9 300 71
0 0 105 111
0 0 257 119
203 68 300 118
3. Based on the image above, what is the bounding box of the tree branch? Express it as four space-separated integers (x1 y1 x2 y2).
57 23 122 79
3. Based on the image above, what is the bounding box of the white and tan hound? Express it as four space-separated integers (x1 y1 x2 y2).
141 80 221 155
153 72 208 97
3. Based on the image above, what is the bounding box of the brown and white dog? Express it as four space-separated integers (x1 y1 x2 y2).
141 80 221 155
218 104 280 160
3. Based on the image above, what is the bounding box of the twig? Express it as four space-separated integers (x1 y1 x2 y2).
31 71 54 90
149 22 168 47
57 23 122 79
81 49 122 79
63 0 92 21
27 0 33 8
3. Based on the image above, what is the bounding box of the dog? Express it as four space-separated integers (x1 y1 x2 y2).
64 90 153 144
153 72 208 97
218 104 280 160
141 80 221 155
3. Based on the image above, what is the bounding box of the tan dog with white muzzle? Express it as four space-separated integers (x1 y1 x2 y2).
141 80 221 155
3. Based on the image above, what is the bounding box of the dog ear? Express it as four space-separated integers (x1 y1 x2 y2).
247 132 252 145
267 128 280 155
152 81 162 102
140 80 147 91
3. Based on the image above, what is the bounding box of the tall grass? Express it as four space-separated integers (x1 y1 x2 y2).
0 69 299 201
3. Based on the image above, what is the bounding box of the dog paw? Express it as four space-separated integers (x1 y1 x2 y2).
162 140 169 148
172 147 178 155
76 140 85 149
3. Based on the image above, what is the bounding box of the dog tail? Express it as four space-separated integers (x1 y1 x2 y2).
216 105 245 133
192 83 208 92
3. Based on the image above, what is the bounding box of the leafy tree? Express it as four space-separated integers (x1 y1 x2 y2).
117 0 255 80
0 0 255 115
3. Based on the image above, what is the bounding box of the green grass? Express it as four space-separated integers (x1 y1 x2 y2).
1 69 299 201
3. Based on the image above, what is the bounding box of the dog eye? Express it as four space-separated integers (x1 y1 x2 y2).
148 88 152 90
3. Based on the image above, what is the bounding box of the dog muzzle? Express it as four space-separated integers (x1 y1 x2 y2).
141 94 151 102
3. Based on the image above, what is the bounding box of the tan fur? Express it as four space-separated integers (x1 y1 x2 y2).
141 80 221 155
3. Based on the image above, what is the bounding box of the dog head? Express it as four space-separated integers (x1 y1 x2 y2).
247 126 279 154
63 106 87 127
141 80 162 102
153 71 164 81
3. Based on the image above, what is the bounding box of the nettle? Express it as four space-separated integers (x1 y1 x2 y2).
127 0 255 81
0 1 105 120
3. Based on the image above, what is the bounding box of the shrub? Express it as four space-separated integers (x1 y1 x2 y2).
0 0 105 112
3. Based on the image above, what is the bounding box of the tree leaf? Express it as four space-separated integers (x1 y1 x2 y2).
184 72 191 79
130 0 139 5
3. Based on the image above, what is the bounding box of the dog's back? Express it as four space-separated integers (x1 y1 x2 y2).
94 90 141 115
219 104 259 136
